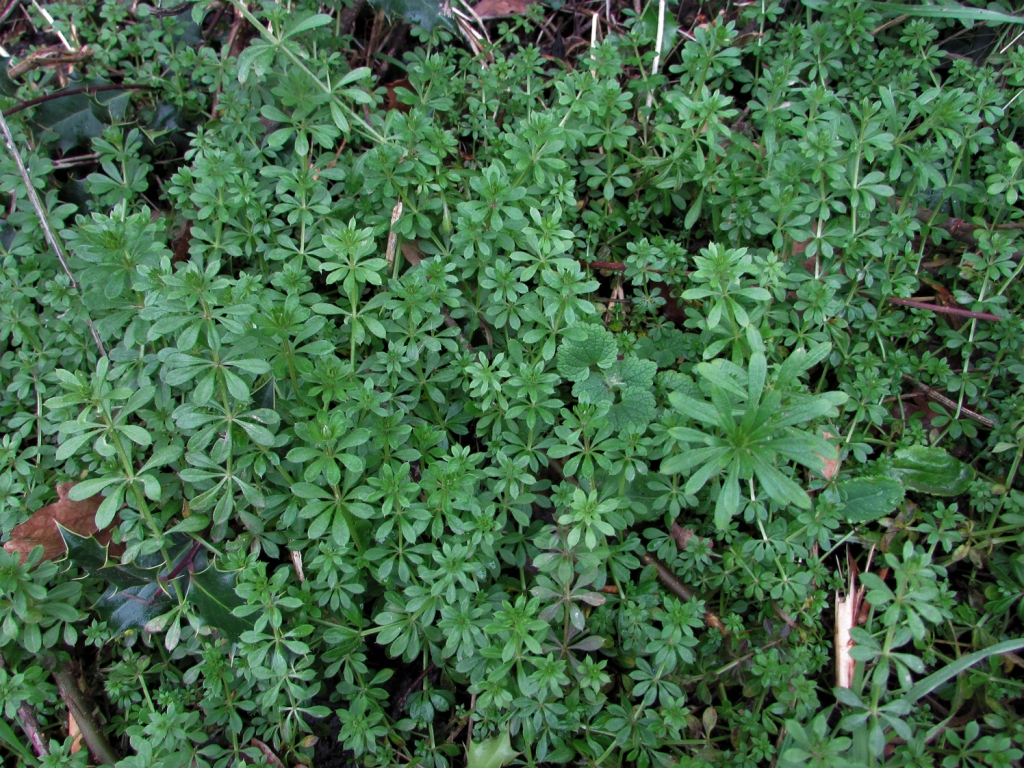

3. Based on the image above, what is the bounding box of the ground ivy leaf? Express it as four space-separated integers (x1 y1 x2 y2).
556 324 617 382
891 446 974 496
837 477 906 523
468 729 518 768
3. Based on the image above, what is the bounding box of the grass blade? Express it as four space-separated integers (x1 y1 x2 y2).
903 638 1024 704
870 2 1024 25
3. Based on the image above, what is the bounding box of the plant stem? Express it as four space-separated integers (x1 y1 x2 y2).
41 655 119 765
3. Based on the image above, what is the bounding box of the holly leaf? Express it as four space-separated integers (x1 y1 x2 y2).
89 534 194 637
30 83 129 152
366 0 455 31
96 581 173 636
3 482 108 564
59 526 157 590
187 558 252 641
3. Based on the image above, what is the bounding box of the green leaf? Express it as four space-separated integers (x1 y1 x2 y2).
96 581 172 636
0 58 17 99
837 477 906 523
714 467 741 529
696 360 748 400
868 2 1024 25
573 374 613 406
610 386 656 432
891 446 974 496
557 324 618 382
0 713 37 767
188 560 253 641
30 83 129 152
60 527 173 589
283 12 333 37
668 391 720 429
366 0 454 30
612 356 657 391
467 729 519 768
903 638 1024 705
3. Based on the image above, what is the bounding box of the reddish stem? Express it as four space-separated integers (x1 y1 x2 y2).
887 297 1002 322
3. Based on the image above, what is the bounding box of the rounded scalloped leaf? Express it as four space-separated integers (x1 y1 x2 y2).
837 477 906 523
892 445 975 497
556 324 618 382
611 386 657 432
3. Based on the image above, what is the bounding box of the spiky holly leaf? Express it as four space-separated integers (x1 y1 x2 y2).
187 556 252 642
96 581 176 637
367 0 455 31
59 526 155 590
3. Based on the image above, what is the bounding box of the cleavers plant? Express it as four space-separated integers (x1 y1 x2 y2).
1 0 1024 766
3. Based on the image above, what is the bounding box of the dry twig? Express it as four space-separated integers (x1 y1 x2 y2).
0 110 107 356
41 656 118 765
640 553 728 633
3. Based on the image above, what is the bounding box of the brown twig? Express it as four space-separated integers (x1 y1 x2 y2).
0 653 50 758
7 47 93 79
250 739 285 768
41 656 118 765
902 374 996 429
640 553 728 633
0 0 21 25
18 701 49 757
2 84 150 117
887 297 1002 322
900 197 1024 262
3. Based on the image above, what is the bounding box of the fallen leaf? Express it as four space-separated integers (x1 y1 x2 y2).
670 521 694 551
818 431 841 481
3 482 107 564
472 0 534 18
383 78 412 113
400 240 423 267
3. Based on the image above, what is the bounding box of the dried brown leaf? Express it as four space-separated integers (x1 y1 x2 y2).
818 431 841 481
670 521 694 551
472 0 534 18
3 482 107 564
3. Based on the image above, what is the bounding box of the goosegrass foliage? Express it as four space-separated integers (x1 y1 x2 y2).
1 0 1024 766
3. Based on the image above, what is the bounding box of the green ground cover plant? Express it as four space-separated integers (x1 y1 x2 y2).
2 0 1024 765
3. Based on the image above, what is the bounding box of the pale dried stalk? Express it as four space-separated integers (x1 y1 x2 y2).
834 566 857 689
385 201 403 269
29 0 76 50
0 110 106 356
645 0 666 108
